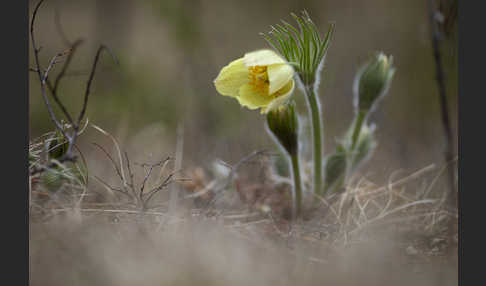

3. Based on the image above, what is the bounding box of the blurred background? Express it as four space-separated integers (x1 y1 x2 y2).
29 0 457 184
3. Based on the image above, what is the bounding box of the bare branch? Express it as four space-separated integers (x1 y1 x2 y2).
77 45 118 126
143 172 176 207
428 0 457 210
91 142 124 182
92 175 132 200
53 40 84 93
29 0 116 177
30 0 71 144
125 151 135 188
139 157 170 198
44 39 85 125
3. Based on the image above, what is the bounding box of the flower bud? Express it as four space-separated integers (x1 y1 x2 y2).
266 101 299 156
353 52 395 112
48 138 69 160
323 145 347 194
41 168 64 192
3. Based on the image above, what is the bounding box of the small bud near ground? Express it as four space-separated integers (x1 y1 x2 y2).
323 144 347 194
266 101 303 218
48 138 69 160
266 101 299 157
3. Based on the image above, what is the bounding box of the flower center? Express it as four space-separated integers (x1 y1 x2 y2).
248 66 269 94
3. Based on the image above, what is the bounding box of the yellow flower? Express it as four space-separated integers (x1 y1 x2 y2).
214 49 295 114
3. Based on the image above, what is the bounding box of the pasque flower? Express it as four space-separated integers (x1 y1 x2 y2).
214 49 295 114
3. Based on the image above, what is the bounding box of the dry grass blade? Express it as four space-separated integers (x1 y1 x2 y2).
92 124 127 187
92 175 132 199
348 199 437 236
92 142 124 182
349 164 436 197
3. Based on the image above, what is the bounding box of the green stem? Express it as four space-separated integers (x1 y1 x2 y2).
350 110 367 150
304 86 323 196
347 109 367 179
290 153 302 218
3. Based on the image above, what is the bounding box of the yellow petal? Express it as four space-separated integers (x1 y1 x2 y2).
237 83 274 110
267 63 294 95
262 79 295 114
243 49 286 67
214 58 249 97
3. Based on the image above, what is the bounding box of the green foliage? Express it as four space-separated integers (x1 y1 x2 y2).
323 53 394 195
266 101 304 217
261 11 335 87
263 11 336 199
48 137 69 160
266 101 299 156
323 144 347 194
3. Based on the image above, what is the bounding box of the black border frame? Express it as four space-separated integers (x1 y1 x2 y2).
1 0 475 285
2 0 29 285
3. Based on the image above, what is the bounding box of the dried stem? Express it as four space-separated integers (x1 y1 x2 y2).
29 0 117 176
31 0 68 140
428 0 457 210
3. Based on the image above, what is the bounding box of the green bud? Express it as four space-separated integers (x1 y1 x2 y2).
41 168 65 192
266 101 299 156
48 136 69 160
323 144 347 194
354 52 395 112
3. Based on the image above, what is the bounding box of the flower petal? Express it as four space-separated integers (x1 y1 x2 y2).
262 79 295 114
237 84 274 110
267 63 294 95
214 58 249 97
243 49 286 67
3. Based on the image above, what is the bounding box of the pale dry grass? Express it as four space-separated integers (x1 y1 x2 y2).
30 133 457 286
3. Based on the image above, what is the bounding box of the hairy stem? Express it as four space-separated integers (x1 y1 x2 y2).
304 86 323 196
290 153 302 218
350 110 367 150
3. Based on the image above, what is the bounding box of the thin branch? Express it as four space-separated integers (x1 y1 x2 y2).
29 0 117 177
91 125 127 187
30 0 72 150
428 0 457 210
442 0 458 36
92 175 132 199
143 173 175 204
91 142 124 182
46 39 84 125
125 151 135 189
140 157 171 198
73 144 88 185
77 45 118 126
